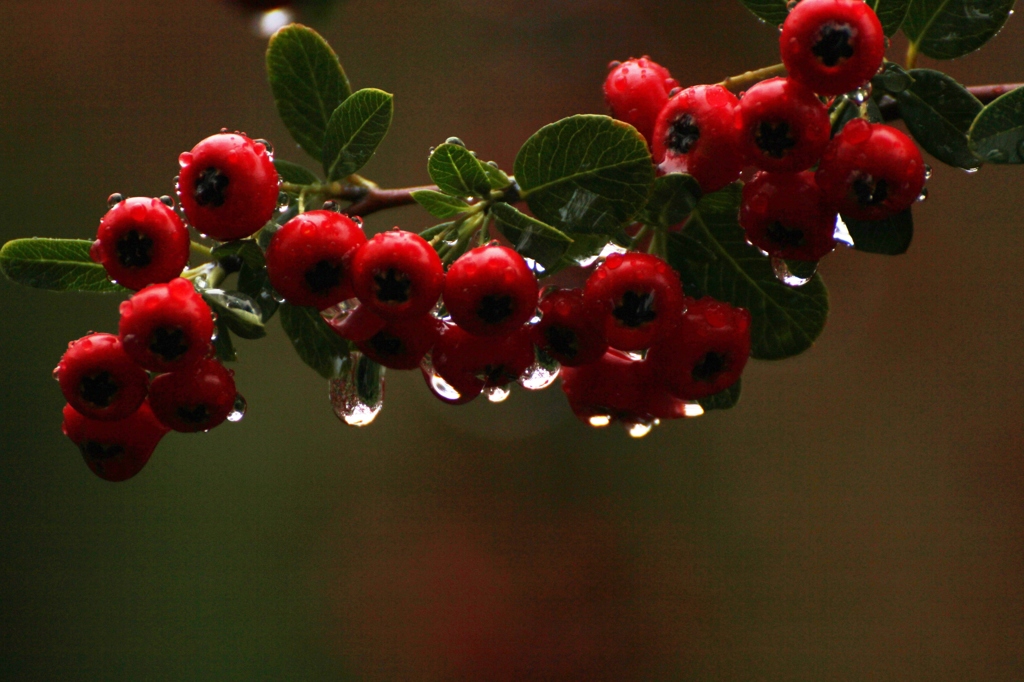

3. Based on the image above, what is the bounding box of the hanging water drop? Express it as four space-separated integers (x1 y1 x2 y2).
771 257 815 287
107 193 124 208
226 394 247 422
833 215 855 248
254 138 274 158
916 188 929 202
519 362 560 391
627 421 654 438
277 192 290 209
923 164 933 181
485 385 511 403
588 415 612 428
329 353 385 427
684 403 705 418
322 200 341 212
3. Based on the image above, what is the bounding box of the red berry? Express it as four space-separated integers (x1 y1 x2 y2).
532 288 607 367
431 323 535 402
603 57 679 145
780 0 885 97
55 333 149 422
351 229 444 321
356 314 443 370
560 350 688 426
118 278 214 372
148 359 237 433
738 77 831 173
176 133 279 241
265 210 367 310
652 84 745 193
739 170 838 261
815 119 926 221
443 244 538 337
645 297 751 401
61 401 169 482
583 252 685 352
90 197 190 290
324 302 387 342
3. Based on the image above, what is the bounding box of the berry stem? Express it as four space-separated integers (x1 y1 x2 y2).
906 42 919 70
718 62 787 92
189 241 212 261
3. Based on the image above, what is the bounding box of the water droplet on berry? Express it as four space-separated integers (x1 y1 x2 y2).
923 164 933 181
254 138 274 158
588 415 612 428
107 193 124 208
178 152 193 169
427 369 462 402
607 60 621 71
226 394 247 422
770 257 815 287
485 385 511 403
605 253 624 270
519 362 560 391
626 421 654 438
833 215 855 248
159 195 175 208
916 188 929 202
849 84 873 105
684 403 705 418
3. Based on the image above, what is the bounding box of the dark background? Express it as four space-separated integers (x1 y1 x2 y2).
1 1 1022 679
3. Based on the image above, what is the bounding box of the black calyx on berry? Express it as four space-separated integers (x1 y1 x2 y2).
148 326 189 362
79 371 120 408
194 166 230 207
666 114 700 154
755 120 797 158
611 290 658 328
115 230 155 268
372 268 412 304
811 22 855 67
304 259 343 295
691 351 727 383
476 294 515 325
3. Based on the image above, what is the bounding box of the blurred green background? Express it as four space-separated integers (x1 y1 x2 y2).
1 1 1022 679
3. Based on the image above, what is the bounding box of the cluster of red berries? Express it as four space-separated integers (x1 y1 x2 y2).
58 133 280 480
604 0 926 262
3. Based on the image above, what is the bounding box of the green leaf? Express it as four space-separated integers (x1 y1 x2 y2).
212 239 266 270
842 210 914 254
202 290 267 340
740 0 788 26
266 24 352 163
278 303 352 379
237 261 280 322
411 190 471 219
212 317 237 363
639 173 702 229
427 143 493 199
871 0 911 35
902 0 1015 60
274 159 321 186
489 202 573 271
670 185 829 360
968 85 1024 164
0 238 127 293
698 378 742 412
893 69 983 169
482 162 511 190
547 233 611 276
514 115 654 236
322 88 394 181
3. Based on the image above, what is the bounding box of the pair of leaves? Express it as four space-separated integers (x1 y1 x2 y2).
267 24 393 182
668 185 830 361
741 0 909 35
0 239 126 293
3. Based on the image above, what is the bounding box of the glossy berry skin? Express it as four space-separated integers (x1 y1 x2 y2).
431 323 535 402
780 0 885 97
118 278 214 373
603 57 679 145
148 359 237 433
738 77 831 173
652 85 745 193
90 197 190 291
740 170 838 261
645 297 751 401
443 245 538 338
61 402 169 482
265 210 367 310
356 314 443 370
55 333 149 422
560 350 688 426
324 302 387 342
815 119 926 221
351 229 444 321
583 252 685 352
532 288 607 367
176 133 278 241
